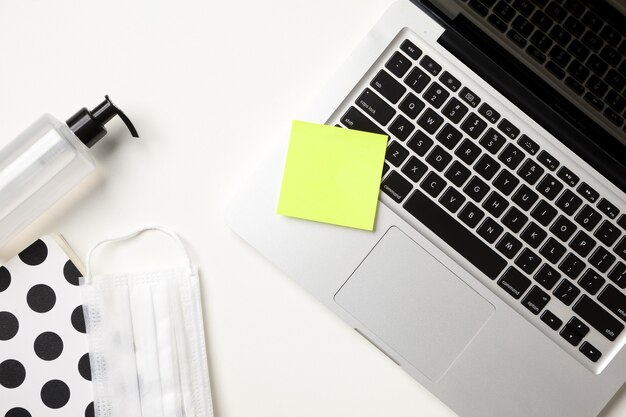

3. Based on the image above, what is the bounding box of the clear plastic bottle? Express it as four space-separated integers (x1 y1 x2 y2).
0 96 138 246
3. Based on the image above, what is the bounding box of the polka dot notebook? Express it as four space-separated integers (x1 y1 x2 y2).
0 236 93 417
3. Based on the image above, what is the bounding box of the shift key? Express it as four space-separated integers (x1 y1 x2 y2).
573 295 624 341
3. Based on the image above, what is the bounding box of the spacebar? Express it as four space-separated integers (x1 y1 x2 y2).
403 189 507 280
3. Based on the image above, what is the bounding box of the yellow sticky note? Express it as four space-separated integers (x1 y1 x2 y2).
277 120 388 231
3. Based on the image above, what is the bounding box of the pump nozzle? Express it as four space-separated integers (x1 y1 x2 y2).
66 95 139 148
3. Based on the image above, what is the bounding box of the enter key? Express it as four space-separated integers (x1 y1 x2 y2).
598 285 626 323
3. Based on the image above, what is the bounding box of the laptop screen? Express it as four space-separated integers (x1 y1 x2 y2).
417 0 626 191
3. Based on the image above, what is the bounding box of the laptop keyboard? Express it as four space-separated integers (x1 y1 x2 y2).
330 32 626 371
464 0 626 133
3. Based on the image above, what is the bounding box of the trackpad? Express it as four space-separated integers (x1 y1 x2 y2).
335 227 494 381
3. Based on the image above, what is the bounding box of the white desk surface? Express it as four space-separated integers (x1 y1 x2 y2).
1 1 625 416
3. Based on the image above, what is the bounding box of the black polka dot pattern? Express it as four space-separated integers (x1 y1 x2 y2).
78 353 91 381
63 260 82 286
26 284 56 313
0 311 19 341
84 402 94 417
40 379 70 409
5 407 31 417
0 359 26 389
33 332 64 361
71 305 86 334
0 266 10 292
18 239 48 266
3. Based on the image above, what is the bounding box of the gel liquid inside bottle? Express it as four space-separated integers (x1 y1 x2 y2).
0 95 138 246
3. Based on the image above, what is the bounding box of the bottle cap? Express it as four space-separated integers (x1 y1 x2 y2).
66 95 139 148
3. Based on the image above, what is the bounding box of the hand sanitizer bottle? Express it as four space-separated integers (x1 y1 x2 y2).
0 96 138 246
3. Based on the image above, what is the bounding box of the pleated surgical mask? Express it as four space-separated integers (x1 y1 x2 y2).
79 227 213 417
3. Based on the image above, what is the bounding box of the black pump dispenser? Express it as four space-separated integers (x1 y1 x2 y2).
66 95 139 148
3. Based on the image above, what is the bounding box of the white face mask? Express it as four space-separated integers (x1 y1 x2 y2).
80 227 213 417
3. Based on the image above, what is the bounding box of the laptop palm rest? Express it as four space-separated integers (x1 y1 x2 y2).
335 226 494 381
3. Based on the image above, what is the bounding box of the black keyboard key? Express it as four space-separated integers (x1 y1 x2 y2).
383 163 390 177
560 326 583 346
474 154 500 180
536 264 561 290
386 51 412 78
493 169 520 195
527 44 547 63
606 70 626 92
531 10 553 32
478 217 504 243
516 248 542 274
494 1 516 22
579 341 601 362
559 253 586 279
426 145 452 172
442 97 469 124
417 108 444 134
596 199 619 220
497 232 524 259
551 215 577 241
616 237 626 262
549 25 572 47
439 71 461 92
579 269 605 295
606 90 626 113
587 54 608 77
499 143 525 170
469 0 489 16
589 246 616 273
609 262 626 288
399 93 425 119
400 39 422 60
456 139 482 165
356 88 396 126
577 182 599 203
575 204 601 231
483 191 509 217
445 161 472 187
478 103 500 124
567 317 590 338
584 92 604 111
563 16 585 37
574 295 624 341
518 159 544 185
518 134 539 155
459 87 481 107
341 106 386 135
582 31 602 53
498 266 531 299
619 215 626 231
371 70 407 104
545 2 566 22
386 141 410 167
600 45 620 67
568 40 590 61
565 76 585 95
423 82 450 108
439 187 466 213
420 55 442 76
403 189 508 279
521 221 548 248
553 279 581 305
567 59 590 83
480 128 507 154
595 220 621 247
556 166 579 187
513 16 535 37
407 131 433 156
464 176 490 202
389 115 415 141
541 309 563 330
401 156 428 182
522 285 551 314
381 171 413 203
549 45 571 67
513 184 539 211
581 10 602 32
459 202 485 228
563 0 584 17
404 67 431 94
541 237 567 264
546 60 566 79
537 150 559 171
507 29 528 48
513 0 535 17
603 108 624 127
531 200 558 226
488 14 508 32
569 230 597 257
601 285 626 322
436 124 462 150
420 171 447 198
536 174 563 200
556 190 583 216
530 30 553 53
600 25 620 47
502 206 528 233
461 113 488 139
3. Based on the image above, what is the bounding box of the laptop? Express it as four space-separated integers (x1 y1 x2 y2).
226 0 626 416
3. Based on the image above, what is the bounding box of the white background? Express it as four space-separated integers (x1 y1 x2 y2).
1 0 626 416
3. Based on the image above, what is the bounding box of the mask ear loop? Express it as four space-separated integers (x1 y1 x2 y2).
85 225 193 284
